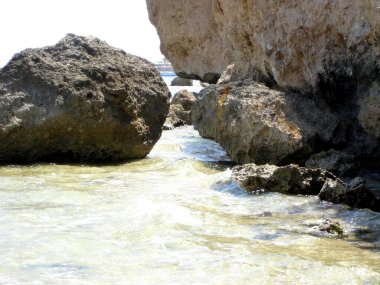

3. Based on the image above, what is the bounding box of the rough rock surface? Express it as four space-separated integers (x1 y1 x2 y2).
170 77 193 86
358 82 380 139
232 163 335 195
319 177 380 211
192 81 338 164
0 34 170 163
147 0 380 90
149 0 380 167
305 149 357 177
232 163 380 211
164 90 197 129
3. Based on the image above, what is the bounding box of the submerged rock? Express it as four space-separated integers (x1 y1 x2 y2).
164 89 197 129
170 76 193 86
318 218 344 238
0 34 170 163
305 149 357 177
192 81 338 164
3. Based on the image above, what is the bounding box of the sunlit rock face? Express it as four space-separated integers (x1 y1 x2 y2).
147 0 380 89
148 0 380 167
0 34 170 163
146 0 231 83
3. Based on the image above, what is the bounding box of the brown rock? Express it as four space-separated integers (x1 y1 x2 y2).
319 177 380 211
170 76 193 86
305 149 357 177
192 81 338 164
164 89 197 129
232 163 335 195
147 0 380 89
0 34 170 163
232 163 380 211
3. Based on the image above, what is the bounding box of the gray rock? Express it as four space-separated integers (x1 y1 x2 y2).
319 177 380 212
232 163 336 195
317 218 344 237
305 149 357 177
358 82 380 139
0 34 170 163
170 76 193 86
164 89 197 128
192 81 338 164
232 163 380 211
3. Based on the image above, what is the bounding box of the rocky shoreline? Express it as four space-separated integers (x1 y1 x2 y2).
148 1 380 212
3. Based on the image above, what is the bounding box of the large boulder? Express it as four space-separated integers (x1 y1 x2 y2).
192 81 339 164
192 80 379 165
149 0 380 168
164 89 197 129
147 0 380 90
0 34 170 163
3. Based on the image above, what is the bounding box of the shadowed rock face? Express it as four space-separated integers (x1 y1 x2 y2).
147 0 380 89
0 34 170 163
192 81 339 165
192 80 379 165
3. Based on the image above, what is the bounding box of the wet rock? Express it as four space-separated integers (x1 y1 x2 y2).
305 149 357 177
318 218 344 237
0 34 170 163
232 163 336 195
319 177 380 212
164 90 197 129
192 81 338 164
170 76 193 86
232 162 380 211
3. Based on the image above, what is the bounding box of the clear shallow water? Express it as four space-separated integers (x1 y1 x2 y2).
162 74 203 95
0 127 379 285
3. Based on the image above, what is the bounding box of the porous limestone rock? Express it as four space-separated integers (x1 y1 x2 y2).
319 177 380 211
232 163 380 211
305 149 357 177
0 34 170 163
170 77 193 86
358 82 380 139
147 0 229 83
232 163 335 195
149 0 380 167
147 0 380 90
192 81 338 164
164 89 197 129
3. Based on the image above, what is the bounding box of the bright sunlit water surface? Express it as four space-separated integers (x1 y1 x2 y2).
0 78 379 284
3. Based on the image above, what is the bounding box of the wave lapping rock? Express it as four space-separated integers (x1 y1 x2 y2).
0 34 170 163
232 164 380 211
